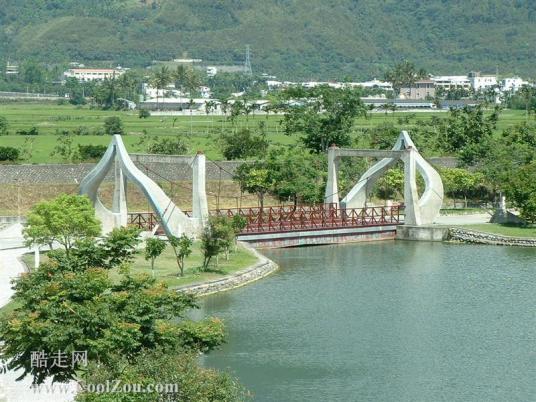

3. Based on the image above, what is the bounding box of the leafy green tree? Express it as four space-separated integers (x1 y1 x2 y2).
201 217 235 269
21 60 45 85
169 234 193 277
138 109 151 118
220 128 269 160
266 147 325 206
76 348 248 402
145 237 167 278
64 77 86 105
23 194 101 254
504 161 536 222
104 116 124 135
0 250 225 385
51 131 80 162
281 86 367 152
0 116 8 135
234 161 273 209
376 168 404 201
440 168 484 207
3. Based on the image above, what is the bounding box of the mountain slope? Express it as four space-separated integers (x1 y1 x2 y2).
1 0 535 79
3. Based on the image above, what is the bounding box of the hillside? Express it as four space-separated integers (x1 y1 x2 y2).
0 0 535 79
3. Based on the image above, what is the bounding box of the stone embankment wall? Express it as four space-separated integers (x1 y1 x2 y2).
448 228 536 247
175 243 278 296
0 154 242 184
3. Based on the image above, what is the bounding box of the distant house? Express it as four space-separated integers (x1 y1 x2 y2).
468 71 497 91
430 75 471 91
63 67 125 82
5 62 18 76
500 77 528 93
399 80 436 100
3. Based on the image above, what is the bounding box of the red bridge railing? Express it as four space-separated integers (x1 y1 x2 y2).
128 204 404 234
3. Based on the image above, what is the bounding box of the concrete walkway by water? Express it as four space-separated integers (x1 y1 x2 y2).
434 213 491 226
0 224 76 402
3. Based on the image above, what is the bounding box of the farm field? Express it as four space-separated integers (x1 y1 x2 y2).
0 103 529 164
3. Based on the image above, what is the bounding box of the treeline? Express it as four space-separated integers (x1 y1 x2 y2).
1 1 536 79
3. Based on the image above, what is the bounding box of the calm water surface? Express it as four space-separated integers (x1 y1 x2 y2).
199 241 536 401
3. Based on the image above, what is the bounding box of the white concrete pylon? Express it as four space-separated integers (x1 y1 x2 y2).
192 151 209 228
337 131 443 225
324 145 340 206
79 135 204 237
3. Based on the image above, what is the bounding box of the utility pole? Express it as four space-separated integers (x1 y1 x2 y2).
244 45 252 76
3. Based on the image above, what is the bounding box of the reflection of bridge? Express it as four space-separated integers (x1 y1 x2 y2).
128 204 404 246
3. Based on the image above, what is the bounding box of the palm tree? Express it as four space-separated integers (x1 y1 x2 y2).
150 66 172 111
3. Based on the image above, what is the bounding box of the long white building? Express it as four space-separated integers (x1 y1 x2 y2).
63 67 125 82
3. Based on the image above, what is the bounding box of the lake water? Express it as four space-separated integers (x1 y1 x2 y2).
200 241 536 401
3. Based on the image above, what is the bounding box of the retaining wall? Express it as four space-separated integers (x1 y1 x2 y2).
0 154 243 184
448 227 536 247
175 243 279 296
396 225 449 242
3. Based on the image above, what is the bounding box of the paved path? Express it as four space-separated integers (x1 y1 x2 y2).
434 213 491 226
0 225 76 402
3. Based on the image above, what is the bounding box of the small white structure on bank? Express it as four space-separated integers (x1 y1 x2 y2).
325 131 444 225
79 135 208 237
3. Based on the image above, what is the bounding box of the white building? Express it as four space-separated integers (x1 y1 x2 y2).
500 77 528 93
64 67 125 82
430 75 471 90
352 79 393 91
468 71 497 91
206 66 218 77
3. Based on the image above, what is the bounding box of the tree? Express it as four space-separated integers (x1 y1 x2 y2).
76 348 247 402
51 131 80 162
0 116 8 135
384 60 427 94
518 85 535 120
150 66 172 110
234 161 273 209
220 128 269 160
201 217 235 269
376 168 404 201
169 234 193 277
281 86 367 153
440 168 485 208
0 247 225 385
504 161 536 222
145 237 167 278
266 147 325 207
78 144 107 161
104 116 124 135
24 194 101 255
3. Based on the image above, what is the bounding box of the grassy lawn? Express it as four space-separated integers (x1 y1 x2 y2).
457 223 536 238
21 241 258 288
0 103 528 164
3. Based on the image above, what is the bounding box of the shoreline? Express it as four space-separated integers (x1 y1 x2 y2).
175 242 279 297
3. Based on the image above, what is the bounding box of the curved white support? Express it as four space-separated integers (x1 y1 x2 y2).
80 135 203 237
340 131 443 225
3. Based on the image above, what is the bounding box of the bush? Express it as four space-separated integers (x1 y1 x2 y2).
220 128 268 160
0 116 8 135
0 146 19 161
103 116 124 135
72 126 90 136
139 109 151 118
16 126 39 136
78 145 107 161
147 136 188 155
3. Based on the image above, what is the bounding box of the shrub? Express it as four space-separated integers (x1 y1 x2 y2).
0 146 19 161
16 126 39 136
78 145 107 160
139 109 151 118
103 116 124 135
147 136 188 155
72 126 90 136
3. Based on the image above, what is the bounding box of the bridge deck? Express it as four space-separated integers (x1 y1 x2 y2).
128 204 404 235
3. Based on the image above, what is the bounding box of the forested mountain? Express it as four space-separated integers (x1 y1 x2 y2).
1 0 535 80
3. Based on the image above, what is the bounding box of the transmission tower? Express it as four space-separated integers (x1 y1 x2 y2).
244 45 252 76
